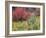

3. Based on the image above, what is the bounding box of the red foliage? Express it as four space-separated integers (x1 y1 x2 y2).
12 7 32 21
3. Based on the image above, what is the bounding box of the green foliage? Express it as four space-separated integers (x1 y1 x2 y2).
27 16 40 30
28 16 36 25
12 16 40 31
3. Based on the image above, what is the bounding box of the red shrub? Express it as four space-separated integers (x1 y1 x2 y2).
12 7 32 21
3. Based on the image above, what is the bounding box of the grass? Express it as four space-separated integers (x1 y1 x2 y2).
12 16 40 31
